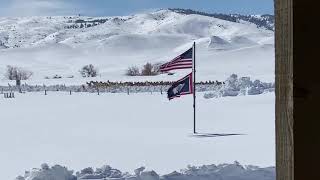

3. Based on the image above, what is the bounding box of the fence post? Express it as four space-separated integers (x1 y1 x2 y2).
45 90 47 95
70 90 72 95
127 88 129 95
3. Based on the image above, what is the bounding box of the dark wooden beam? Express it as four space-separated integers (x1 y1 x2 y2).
276 0 320 179
293 0 320 179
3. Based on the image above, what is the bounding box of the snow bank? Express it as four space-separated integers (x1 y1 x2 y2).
230 36 257 48
204 74 274 99
16 164 76 180
16 162 274 180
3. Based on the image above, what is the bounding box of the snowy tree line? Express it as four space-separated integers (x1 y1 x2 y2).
15 162 275 180
0 83 220 94
1 64 99 84
126 62 162 76
64 16 133 29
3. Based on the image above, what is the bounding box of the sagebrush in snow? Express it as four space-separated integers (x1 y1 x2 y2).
126 66 140 76
141 62 159 76
79 64 98 77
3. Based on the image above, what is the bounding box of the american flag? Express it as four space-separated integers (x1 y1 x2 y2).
160 47 193 72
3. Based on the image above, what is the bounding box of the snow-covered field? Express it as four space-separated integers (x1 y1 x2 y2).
0 92 274 180
0 9 275 179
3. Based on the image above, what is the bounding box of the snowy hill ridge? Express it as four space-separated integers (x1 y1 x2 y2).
0 9 274 83
16 162 275 180
0 9 273 49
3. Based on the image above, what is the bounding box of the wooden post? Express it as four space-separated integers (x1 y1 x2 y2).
45 90 47 95
16 79 22 93
275 0 293 179
70 90 72 95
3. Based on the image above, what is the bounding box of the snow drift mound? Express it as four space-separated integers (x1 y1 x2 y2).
208 36 232 50
17 162 275 180
16 163 76 180
230 36 258 48
203 74 274 99
208 36 258 50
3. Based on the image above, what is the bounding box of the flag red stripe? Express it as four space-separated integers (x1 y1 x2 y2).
166 59 192 66
161 64 193 69
161 65 192 70
160 66 192 71
160 61 192 71
168 61 192 65
163 63 193 67
170 59 192 63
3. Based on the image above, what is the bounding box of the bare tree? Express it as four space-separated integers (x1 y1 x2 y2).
141 62 160 76
126 66 140 76
79 64 98 77
5 65 33 81
152 62 162 74
141 63 153 76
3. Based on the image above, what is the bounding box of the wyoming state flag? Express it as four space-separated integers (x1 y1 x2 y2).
167 73 193 100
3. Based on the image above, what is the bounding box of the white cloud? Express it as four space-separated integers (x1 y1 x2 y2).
3 0 74 16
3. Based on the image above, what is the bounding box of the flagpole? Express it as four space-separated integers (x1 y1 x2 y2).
193 42 196 134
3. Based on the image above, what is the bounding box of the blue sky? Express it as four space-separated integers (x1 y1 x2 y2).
0 0 274 17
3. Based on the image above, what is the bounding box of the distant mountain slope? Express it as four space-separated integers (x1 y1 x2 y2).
169 8 274 31
0 9 273 49
0 9 274 84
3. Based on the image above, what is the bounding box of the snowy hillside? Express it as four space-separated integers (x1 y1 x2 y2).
0 9 274 85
